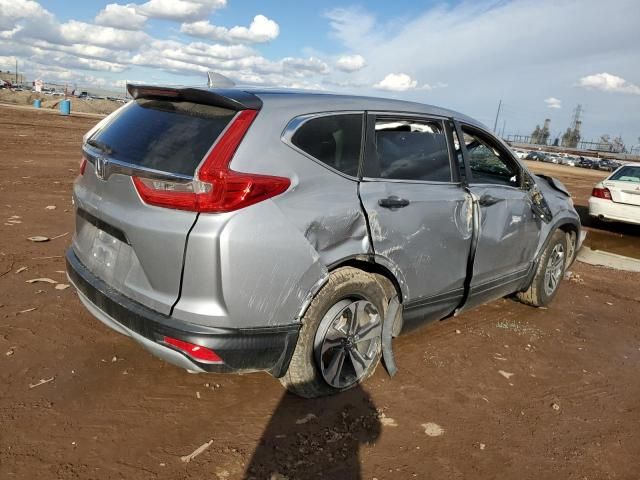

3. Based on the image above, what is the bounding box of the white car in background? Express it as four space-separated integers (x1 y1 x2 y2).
589 165 640 225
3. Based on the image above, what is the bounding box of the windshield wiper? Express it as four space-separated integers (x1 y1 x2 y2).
86 138 113 155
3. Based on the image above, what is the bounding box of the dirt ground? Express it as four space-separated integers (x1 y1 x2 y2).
1 106 639 480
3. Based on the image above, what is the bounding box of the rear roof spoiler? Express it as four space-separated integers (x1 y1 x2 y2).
126 83 262 111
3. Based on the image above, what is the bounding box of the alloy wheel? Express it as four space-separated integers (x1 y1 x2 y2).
544 243 565 296
314 299 382 389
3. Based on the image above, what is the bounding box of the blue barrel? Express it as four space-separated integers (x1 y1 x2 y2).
33 99 41 108
59 99 71 115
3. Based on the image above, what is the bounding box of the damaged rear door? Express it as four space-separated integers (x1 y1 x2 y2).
358 113 473 328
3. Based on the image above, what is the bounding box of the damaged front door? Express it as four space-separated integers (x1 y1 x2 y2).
359 113 473 328
454 123 541 310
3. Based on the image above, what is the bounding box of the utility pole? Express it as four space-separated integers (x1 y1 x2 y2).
501 120 506 138
493 99 502 133
15 59 18 85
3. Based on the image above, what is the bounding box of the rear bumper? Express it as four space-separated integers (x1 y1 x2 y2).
66 248 300 377
588 197 640 226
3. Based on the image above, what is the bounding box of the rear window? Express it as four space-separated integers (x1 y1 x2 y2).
89 99 236 176
291 114 363 177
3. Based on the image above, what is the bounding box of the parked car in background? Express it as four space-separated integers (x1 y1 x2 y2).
544 154 560 164
577 157 595 169
559 156 576 167
67 84 582 397
589 165 640 225
595 159 621 172
526 151 547 161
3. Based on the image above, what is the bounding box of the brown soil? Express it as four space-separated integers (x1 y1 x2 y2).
1 106 639 480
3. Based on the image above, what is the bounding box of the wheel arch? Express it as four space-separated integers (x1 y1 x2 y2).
327 256 404 303
521 216 581 292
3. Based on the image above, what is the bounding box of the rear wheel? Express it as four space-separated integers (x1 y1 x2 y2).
517 230 568 307
280 267 389 398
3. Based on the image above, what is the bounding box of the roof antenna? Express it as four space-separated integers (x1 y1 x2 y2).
207 71 235 88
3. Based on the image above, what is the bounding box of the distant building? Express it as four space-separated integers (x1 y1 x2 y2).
530 119 550 145
0 71 25 85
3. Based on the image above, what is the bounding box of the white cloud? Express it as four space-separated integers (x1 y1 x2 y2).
60 20 150 50
324 0 640 144
544 97 562 109
180 14 279 43
0 0 49 30
0 0 334 92
95 4 147 30
136 0 226 22
335 54 366 72
374 73 418 91
281 57 328 74
577 72 640 95
326 7 378 49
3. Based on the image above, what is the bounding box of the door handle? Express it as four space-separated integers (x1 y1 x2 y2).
478 194 502 207
378 196 410 209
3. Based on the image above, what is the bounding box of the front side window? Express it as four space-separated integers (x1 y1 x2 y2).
291 114 362 177
371 118 452 182
461 127 519 187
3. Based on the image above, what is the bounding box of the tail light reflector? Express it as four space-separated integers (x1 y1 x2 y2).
591 187 612 200
80 156 87 175
163 336 223 363
133 109 290 213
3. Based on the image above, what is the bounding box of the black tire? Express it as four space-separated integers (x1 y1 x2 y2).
517 230 568 307
280 267 391 398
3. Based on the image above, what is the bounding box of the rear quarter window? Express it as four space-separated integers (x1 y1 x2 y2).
290 114 363 177
89 99 236 176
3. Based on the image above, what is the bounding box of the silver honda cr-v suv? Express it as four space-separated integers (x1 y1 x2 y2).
67 84 581 397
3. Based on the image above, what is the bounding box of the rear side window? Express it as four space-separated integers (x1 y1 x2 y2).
89 99 236 176
371 118 452 182
291 114 363 177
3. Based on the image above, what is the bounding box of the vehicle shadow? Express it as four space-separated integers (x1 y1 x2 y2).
244 382 381 480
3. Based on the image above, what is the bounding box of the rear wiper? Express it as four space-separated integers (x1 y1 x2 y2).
86 138 113 155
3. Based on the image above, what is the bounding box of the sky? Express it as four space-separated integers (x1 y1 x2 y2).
1 0 639 147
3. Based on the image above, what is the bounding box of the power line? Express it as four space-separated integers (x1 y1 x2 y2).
493 99 502 133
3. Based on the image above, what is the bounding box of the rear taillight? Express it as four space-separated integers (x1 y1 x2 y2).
163 336 223 363
592 187 612 200
133 109 290 213
79 156 87 175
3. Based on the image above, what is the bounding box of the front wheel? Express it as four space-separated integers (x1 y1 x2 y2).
517 230 568 307
280 267 389 398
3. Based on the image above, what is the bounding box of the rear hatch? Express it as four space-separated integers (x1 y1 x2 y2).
603 166 640 207
73 87 247 314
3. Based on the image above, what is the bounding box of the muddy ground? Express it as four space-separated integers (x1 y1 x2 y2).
1 106 639 480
